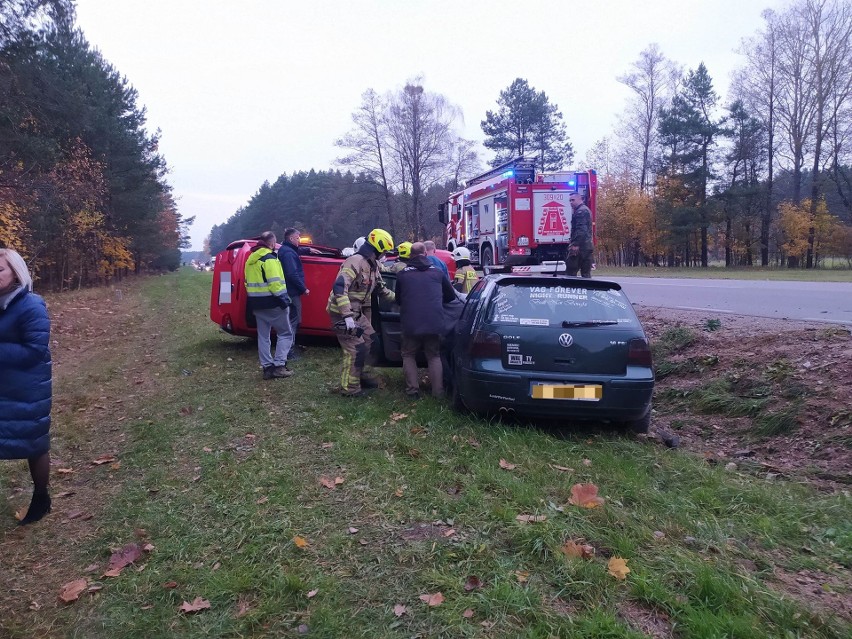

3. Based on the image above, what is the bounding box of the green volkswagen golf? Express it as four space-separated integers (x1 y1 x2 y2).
451 273 654 432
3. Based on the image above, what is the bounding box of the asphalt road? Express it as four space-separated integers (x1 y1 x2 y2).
610 276 852 326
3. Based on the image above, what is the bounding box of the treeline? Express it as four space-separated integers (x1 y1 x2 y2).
209 170 453 255
0 1 189 290
593 0 852 268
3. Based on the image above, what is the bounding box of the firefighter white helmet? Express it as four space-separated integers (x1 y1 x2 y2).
353 236 366 251
452 246 471 261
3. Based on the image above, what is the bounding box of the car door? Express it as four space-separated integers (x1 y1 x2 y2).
371 271 402 365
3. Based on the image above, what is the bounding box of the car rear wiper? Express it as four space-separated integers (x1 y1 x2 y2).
561 320 619 327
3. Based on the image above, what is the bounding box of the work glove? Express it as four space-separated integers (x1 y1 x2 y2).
344 316 357 331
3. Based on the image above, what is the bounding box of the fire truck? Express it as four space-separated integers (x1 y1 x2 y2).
438 157 597 266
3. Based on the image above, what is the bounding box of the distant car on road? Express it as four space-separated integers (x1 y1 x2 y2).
449 270 655 432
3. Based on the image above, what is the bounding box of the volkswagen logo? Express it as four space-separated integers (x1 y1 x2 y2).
558 333 574 347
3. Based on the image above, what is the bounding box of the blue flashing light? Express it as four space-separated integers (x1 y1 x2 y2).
501 170 514 178
568 180 576 186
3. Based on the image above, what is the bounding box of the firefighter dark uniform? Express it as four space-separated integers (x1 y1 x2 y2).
326 229 395 396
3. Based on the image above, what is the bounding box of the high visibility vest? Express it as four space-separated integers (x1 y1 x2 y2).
245 247 287 309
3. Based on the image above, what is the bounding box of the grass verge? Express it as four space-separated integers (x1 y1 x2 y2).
2 269 850 638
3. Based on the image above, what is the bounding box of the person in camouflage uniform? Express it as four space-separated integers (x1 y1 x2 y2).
326 229 395 397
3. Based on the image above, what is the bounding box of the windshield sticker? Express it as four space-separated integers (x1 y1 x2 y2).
497 314 519 323
591 290 629 310
505 343 520 353
520 318 549 326
489 394 516 402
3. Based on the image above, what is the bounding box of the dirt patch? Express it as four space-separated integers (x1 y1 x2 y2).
399 522 453 542
617 600 675 638
638 307 852 489
770 567 852 622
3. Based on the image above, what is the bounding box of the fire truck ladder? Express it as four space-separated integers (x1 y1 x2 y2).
466 156 537 186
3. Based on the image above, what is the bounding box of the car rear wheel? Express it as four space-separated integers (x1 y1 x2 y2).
625 408 651 434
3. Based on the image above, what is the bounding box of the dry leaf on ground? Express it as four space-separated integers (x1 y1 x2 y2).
393 603 407 617
516 514 547 523
549 464 574 472
419 592 445 606
293 536 309 549
463 575 482 591
568 483 605 508
179 597 211 613
58 579 88 604
91 455 118 465
608 557 631 580
561 540 595 559
499 458 517 470
390 412 408 421
462 608 475 618
319 476 336 490
307 589 318 598
514 570 530 583
105 542 143 576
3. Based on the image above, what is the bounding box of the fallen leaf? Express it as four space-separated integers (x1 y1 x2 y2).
255 496 268 504
235 597 252 618
516 514 547 523
653 531 666 540
393 603 407 617
87 584 103 593
163 581 178 589
108 543 143 572
14 507 26 521
419 592 444 607
91 455 117 465
58 579 88 603
293 536 309 549
57 491 75 498
467 437 481 448
582 458 592 467
179 596 211 614
394 487 404 497
561 540 595 559
319 476 336 490
390 412 408 421
549 464 574 472
410 426 425 435
334 476 344 485
568 483 605 508
481 620 495 628
462 608 475 618
607 557 631 580
143 543 155 552
110 462 121 470
102 568 123 578
514 570 529 583
57 468 74 474
84 563 99 573
307 589 318 598
348 527 359 534
321 442 334 449
463 576 482 591
202 446 213 453
359 538 368 546
499 458 517 470
443 528 456 537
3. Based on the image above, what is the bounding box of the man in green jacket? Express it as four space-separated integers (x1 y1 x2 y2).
245 231 294 380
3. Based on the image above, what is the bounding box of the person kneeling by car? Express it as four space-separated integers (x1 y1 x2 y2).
396 242 458 399
245 231 294 380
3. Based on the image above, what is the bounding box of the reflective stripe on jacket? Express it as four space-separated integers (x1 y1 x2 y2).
245 246 289 311
326 253 394 318
453 265 479 293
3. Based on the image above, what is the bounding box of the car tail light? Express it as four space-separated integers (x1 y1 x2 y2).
468 330 501 358
627 338 652 367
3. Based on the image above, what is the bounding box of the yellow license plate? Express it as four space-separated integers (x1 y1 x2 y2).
531 384 602 401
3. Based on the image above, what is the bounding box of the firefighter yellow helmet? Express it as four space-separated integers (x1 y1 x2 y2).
367 228 394 253
397 242 412 259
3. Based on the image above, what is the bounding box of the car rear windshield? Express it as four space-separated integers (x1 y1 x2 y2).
485 281 638 327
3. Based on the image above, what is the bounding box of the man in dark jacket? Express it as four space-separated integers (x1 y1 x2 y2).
567 193 594 278
278 228 310 360
396 242 457 399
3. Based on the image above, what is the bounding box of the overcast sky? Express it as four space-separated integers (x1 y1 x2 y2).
74 0 777 250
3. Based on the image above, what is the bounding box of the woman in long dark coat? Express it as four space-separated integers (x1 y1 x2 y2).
0 249 52 525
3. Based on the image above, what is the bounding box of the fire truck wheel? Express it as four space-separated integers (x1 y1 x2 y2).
481 246 493 268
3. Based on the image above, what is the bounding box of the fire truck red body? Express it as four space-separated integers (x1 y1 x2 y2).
439 157 597 266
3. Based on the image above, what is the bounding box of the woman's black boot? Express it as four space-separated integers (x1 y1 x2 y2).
19 492 51 525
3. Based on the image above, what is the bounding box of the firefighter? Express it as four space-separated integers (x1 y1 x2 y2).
451 246 479 293
326 228 395 397
567 193 594 278
389 242 412 273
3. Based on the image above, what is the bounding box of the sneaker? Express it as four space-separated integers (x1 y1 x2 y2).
273 366 294 378
262 366 276 380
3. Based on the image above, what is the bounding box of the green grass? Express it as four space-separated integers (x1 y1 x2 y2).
8 269 849 638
